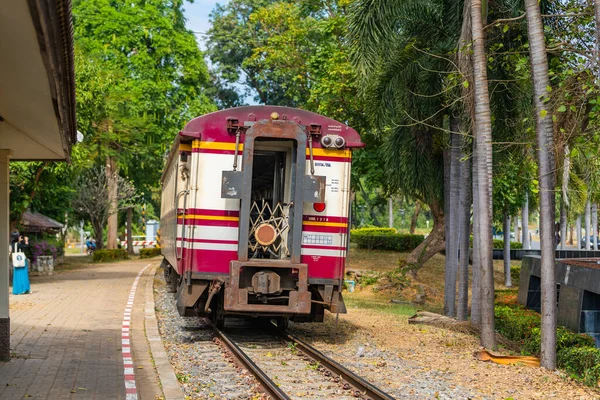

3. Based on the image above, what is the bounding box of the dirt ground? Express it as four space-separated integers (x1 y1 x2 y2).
305 248 600 399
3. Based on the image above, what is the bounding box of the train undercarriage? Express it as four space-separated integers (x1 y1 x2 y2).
162 259 345 328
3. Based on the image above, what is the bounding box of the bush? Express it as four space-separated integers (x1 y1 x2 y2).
558 347 600 386
140 247 161 258
495 304 596 355
469 237 523 249
93 249 129 263
495 302 600 386
30 241 59 263
510 265 521 284
350 227 396 237
351 229 424 251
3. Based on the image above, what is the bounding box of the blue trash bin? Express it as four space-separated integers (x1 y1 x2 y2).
13 259 30 295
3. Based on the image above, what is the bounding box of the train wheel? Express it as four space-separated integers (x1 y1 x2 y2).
275 317 289 331
163 264 171 284
168 268 179 293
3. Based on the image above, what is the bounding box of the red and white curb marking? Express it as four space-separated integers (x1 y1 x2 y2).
120 241 156 247
122 264 150 400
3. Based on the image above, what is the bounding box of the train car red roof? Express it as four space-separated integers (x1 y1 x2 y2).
179 106 364 148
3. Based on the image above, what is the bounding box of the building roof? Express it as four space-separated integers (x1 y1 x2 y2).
0 0 77 161
21 210 64 233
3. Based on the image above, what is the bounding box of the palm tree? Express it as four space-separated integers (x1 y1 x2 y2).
349 0 465 277
524 0 557 370
470 0 496 349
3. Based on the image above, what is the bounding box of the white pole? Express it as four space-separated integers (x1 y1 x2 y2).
593 203 598 250
586 200 592 250
0 149 13 361
522 193 530 249
388 198 393 228
576 215 582 249
80 220 84 254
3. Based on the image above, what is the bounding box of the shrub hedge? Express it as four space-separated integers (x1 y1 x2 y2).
350 227 396 237
510 265 521 284
495 302 600 386
93 249 129 263
493 239 523 249
140 247 161 258
351 228 424 251
558 347 600 387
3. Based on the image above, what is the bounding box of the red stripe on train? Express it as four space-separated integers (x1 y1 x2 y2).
307 156 351 163
302 215 348 223
179 208 240 217
177 218 239 227
302 225 348 234
176 237 238 245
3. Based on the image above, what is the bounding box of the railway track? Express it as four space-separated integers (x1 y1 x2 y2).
213 322 395 400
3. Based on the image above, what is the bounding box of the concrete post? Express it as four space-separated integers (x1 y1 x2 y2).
0 150 13 361
522 193 530 249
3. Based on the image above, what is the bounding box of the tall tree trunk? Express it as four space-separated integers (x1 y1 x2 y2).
592 204 598 250
444 121 462 317
410 201 421 234
560 199 567 250
595 0 600 68
576 215 582 248
457 149 471 321
525 0 557 370
127 207 134 255
92 219 104 250
522 193 530 249
471 0 495 349
388 198 394 228
585 199 591 250
404 201 444 274
457 0 478 324
513 215 520 243
106 155 119 250
503 213 512 287
471 136 481 326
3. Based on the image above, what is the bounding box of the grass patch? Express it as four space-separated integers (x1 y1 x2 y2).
344 295 416 316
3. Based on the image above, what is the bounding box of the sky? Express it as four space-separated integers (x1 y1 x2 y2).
183 0 225 50
183 0 256 104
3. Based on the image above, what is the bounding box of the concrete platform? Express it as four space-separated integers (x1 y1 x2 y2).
0 259 164 399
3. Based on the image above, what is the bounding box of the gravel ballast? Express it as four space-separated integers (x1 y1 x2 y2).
154 273 257 399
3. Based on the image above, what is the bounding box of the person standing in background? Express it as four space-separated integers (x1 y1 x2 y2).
12 235 31 295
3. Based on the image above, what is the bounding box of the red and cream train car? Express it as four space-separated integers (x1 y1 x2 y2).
160 106 363 327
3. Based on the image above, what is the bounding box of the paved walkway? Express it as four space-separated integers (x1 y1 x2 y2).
0 258 163 399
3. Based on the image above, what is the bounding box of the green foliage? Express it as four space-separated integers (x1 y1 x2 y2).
495 302 599 386
93 249 129 263
469 237 523 249
510 265 521 284
351 229 424 251
492 239 523 250
557 347 600 387
350 227 396 236
73 0 216 209
139 248 161 259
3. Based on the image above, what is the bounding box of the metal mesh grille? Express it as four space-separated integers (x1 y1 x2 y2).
248 200 290 258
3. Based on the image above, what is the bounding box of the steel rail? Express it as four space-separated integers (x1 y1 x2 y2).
282 331 396 400
213 327 290 400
